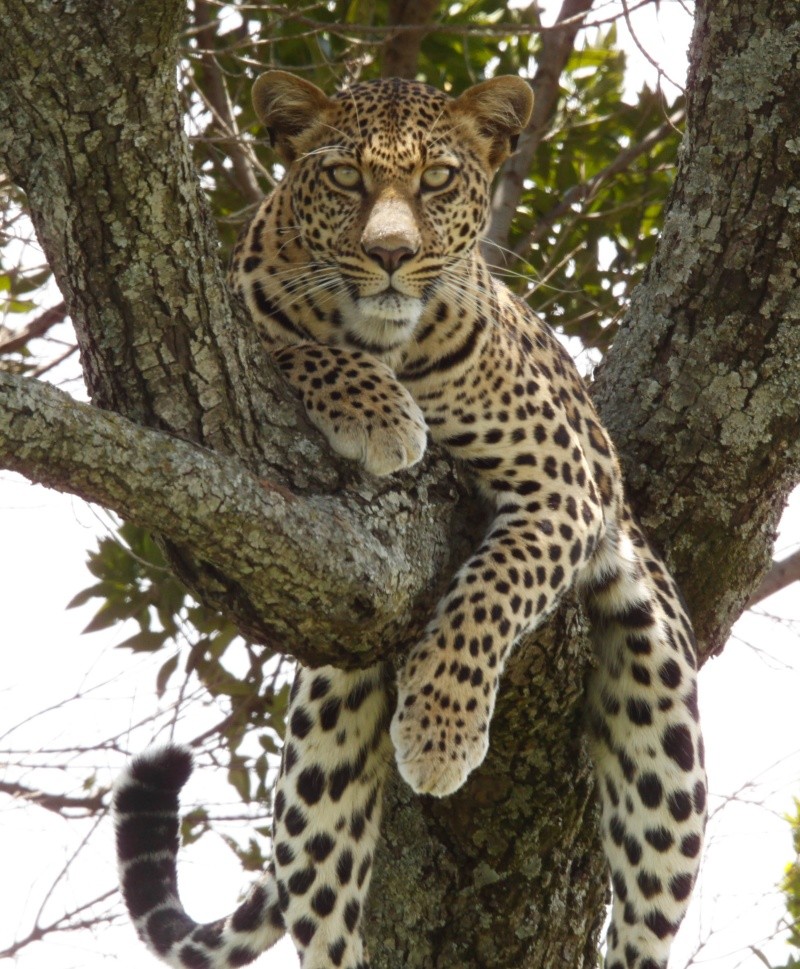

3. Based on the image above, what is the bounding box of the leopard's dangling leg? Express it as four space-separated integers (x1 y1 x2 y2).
579 520 706 969
273 662 393 969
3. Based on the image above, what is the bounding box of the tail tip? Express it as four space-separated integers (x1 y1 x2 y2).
127 744 194 793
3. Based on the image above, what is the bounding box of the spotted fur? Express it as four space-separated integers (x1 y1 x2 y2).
114 72 706 969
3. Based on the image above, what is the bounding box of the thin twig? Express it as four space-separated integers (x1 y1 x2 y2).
514 108 685 256
0 301 67 355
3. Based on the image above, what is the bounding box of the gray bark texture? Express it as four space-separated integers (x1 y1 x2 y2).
0 0 798 967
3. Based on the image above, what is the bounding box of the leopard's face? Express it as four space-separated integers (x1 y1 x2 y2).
286 80 494 349
250 73 532 356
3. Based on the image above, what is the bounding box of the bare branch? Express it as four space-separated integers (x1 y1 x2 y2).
748 549 800 608
191 0 265 205
0 888 119 960
381 0 440 79
0 780 106 817
483 0 597 256
0 301 68 355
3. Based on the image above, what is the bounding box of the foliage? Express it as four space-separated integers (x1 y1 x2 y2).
519 33 682 350
777 800 800 966
71 521 291 822
0 180 60 375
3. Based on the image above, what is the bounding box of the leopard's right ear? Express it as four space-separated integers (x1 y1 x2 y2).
252 71 333 163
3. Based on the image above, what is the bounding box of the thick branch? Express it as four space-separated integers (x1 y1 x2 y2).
0 0 481 660
0 0 264 456
0 370 466 667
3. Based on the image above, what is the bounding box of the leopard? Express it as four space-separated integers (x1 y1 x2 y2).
113 71 706 969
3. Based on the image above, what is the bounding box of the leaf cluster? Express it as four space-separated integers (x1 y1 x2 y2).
0 182 57 374
779 799 800 964
70 520 290 863
518 33 682 350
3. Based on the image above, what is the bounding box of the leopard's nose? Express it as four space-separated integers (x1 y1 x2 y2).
361 192 421 274
363 243 417 274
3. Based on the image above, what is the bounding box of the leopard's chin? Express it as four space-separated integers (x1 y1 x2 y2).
347 292 423 353
357 291 423 325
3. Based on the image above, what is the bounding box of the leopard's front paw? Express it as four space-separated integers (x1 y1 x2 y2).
310 396 427 476
389 646 493 797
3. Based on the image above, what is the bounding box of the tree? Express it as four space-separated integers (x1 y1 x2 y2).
1 1 799 967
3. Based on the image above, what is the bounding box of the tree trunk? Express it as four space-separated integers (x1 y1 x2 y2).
1 1 799 968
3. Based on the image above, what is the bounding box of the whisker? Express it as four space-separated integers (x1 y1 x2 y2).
481 237 541 280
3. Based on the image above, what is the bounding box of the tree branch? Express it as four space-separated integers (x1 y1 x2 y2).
0 370 467 667
0 888 119 960
514 108 685 254
0 302 68 355
0 0 483 657
381 0 440 80
483 0 596 256
747 549 800 608
0 779 106 818
192 0 265 206
592 6 800 658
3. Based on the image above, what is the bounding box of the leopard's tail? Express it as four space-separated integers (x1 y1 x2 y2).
578 518 706 969
114 745 285 968
115 662 393 969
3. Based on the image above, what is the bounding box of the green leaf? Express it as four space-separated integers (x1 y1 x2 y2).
115 629 169 653
81 598 140 634
227 756 251 802
156 654 180 696
66 583 107 610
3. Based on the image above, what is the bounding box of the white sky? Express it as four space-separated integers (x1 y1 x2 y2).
2 3 800 969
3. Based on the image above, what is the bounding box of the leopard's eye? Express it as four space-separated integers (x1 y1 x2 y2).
327 164 362 190
421 165 456 192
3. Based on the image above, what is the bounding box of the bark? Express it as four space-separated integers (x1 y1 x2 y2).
0 1 798 968
368 612 608 969
0 371 468 667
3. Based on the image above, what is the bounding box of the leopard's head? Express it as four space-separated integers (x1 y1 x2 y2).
252 71 532 354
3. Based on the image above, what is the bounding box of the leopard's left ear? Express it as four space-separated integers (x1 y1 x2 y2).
252 70 334 163
451 76 533 169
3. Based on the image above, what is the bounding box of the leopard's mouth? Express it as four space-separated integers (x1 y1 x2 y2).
341 291 423 356
357 290 423 327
